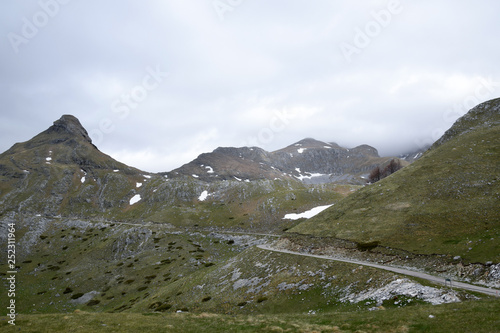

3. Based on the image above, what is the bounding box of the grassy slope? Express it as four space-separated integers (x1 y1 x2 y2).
290 106 500 263
0 219 244 315
129 246 404 315
136 180 349 232
2 299 499 332
1 216 477 319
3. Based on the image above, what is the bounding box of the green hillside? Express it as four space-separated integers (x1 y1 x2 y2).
290 98 500 263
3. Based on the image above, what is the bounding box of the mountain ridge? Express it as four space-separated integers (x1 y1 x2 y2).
0 115 347 230
165 138 406 184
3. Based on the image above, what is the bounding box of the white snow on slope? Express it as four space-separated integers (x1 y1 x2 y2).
205 166 214 173
297 148 306 153
295 172 327 181
283 204 333 220
136 182 142 188
198 190 209 201
81 169 87 183
129 194 141 205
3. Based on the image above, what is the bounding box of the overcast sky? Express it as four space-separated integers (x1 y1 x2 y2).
1 1 499 172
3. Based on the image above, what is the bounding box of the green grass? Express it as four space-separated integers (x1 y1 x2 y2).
3 221 477 318
140 179 346 232
0 219 247 315
1 298 498 332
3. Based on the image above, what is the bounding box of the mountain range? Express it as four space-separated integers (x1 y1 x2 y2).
164 138 409 184
0 98 498 330
0 114 412 224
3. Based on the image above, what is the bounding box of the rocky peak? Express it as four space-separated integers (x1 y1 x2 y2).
47 115 93 144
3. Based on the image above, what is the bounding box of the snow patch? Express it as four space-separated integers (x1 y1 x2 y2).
295 172 327 181
283 204 333 220
136 182 142 188
297 148 306 153
80 169 87 183
198 190 209 201
129 194 142 205
205 166 214 174
192 174 199 178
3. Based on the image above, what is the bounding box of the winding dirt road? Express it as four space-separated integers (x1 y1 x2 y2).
257 244 500 297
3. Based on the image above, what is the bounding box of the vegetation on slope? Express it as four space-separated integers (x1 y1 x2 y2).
2 298 499 333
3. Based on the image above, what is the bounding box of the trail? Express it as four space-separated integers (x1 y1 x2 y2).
257 244 500 297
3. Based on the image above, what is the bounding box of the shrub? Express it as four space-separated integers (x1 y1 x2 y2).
356 241 380 252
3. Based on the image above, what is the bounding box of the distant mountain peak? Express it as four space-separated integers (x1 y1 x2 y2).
47 114 93 144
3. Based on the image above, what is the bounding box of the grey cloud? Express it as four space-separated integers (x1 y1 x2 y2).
1 0 499 172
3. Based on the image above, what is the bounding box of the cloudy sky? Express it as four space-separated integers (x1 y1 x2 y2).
1 1 499 172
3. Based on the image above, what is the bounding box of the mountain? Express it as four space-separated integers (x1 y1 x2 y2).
0 115 151 217
0 116 347 232
163 146 287 182
166 138 406 185
290 98 500 263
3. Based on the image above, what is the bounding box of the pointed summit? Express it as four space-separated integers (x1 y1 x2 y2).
0 114 144 217
46 115 93 144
